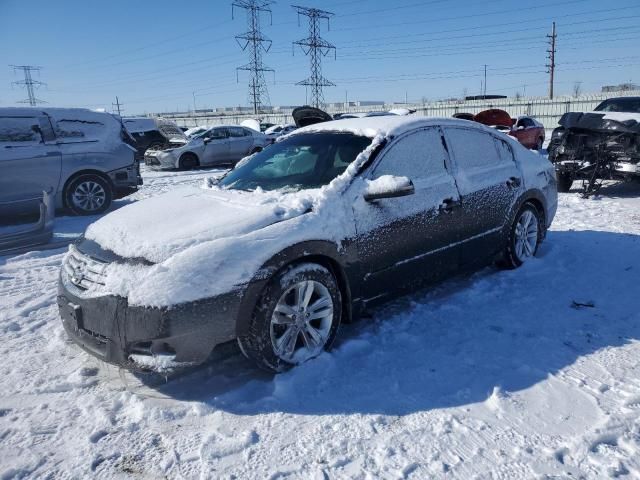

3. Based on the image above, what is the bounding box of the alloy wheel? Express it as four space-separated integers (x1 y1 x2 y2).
514 209 539 262
72 181 107 212
269 280 334 364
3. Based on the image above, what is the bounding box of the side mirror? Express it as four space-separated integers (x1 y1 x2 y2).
364 175 415 202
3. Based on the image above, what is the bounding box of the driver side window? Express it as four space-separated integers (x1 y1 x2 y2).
373 128 448 180
207 128 227 140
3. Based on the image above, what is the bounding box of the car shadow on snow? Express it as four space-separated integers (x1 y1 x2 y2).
151 229 640 416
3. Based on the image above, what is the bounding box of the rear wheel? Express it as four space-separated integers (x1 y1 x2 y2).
238 263 342 372
502 203 542 269
179 153 199 170
557 173 573 193
65 174 112 216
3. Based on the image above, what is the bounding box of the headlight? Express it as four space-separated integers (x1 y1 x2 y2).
551 128 565 139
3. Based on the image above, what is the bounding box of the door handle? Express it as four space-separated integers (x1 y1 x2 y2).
506 176 522 188
439 198 461 213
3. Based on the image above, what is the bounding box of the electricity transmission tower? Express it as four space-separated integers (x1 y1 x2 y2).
10 65 46 106
546 22 557 99
292 5 336 108
232 0 274 115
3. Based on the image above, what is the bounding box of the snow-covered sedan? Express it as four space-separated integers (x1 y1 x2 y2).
58 116 557 373
144 125 270 169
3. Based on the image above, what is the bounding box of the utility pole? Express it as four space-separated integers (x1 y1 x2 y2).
483 64 488 98
233 0 274 115
292 5 336 109
192 91 198 126
10 65 46 106
112 96 124 116
547 22 557 99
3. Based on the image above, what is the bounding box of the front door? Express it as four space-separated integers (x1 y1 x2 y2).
352 127 463 304
0 115 61 221
442 127 523 267
201 128 230 165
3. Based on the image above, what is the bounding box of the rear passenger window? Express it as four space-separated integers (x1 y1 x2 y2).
55 118 106 139
445 128 502 170
228 127 248 137
373 128 448 180
495 138 514 164
0 117 42 144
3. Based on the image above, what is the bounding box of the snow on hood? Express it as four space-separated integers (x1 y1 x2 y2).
81 135 385 307
240 119 261 132
85 186 313 264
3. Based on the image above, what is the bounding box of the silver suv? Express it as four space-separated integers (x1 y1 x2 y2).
0 107 142 217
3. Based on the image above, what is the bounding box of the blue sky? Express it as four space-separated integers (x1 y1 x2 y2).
2 0 639 114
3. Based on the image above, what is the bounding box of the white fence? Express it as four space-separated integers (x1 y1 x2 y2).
160 90 640 131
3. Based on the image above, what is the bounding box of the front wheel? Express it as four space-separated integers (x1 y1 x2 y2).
501 203 542 269
179 153 199 170
238 263 342 372
535 137 544 151
65 174 113 216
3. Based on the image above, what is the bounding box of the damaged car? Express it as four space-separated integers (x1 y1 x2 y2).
473 109 545 151
58 116 557 374
548 97 640 193
144 125 270 169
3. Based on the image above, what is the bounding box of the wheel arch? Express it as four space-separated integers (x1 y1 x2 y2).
512 189 548 238
61 169 114 208
235 240 354 337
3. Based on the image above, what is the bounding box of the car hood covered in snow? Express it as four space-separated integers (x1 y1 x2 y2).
85 186 311 264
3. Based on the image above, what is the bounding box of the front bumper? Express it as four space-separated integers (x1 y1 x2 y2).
144 150 177 169
57 274 242 372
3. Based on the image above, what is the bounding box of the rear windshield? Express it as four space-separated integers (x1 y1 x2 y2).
595 98 640 113
219 132 371 192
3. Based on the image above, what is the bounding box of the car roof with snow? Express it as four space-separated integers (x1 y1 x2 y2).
292 115 495 139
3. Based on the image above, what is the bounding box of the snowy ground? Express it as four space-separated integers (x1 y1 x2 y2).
1 165 640 479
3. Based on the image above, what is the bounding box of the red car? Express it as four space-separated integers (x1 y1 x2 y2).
473 109 545 150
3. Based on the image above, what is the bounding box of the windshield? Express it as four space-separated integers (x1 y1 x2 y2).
219 132 371 192
595 98 640 113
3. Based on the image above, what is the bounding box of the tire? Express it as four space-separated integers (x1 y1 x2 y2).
65 174 113 216
535 137 544 151
238 263 342 373
250 146 262 155
179 153 199 170
557 173 573 193
501 203 542 269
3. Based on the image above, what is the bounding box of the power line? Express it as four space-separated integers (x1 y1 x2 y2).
292 5 336 108
10 65 46 106
547 22 557 99
233 0 274 115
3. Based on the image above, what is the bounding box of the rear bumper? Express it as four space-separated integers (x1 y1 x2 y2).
57 275 242 372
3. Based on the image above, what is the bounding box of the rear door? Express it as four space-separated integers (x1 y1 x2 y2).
0 115 61 219
442 126 523 267
227 127 254 162
201 128 230 165
352 127 463 303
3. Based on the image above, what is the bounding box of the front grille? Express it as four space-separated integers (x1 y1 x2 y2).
63 245 108 291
